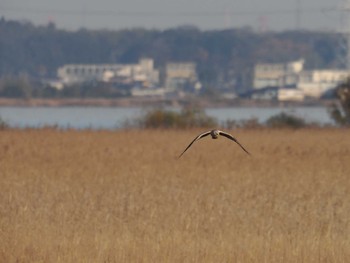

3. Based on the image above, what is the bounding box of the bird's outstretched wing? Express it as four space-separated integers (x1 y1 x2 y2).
218 131 251 155
178 131 211 158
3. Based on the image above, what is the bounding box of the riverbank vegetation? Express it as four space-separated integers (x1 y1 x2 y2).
129 108 319 129
135 107 217 129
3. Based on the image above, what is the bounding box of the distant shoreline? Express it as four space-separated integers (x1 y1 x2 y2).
0 97 335 108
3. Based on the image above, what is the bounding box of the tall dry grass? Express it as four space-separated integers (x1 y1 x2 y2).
0 128 350 262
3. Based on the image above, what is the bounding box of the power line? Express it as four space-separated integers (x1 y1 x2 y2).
1 6 336 18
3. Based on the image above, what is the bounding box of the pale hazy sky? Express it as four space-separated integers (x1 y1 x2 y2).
1 0 345 31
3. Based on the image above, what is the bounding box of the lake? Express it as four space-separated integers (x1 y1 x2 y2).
0 106 333 129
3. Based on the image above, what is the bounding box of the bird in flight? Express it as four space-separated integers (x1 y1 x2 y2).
178 129 250 158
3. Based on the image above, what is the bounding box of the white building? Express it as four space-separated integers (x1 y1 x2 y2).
297 70 350 98
57 58 159 86
253 59 304 89
253 58 350 100
278 88 305 102
165 62 198 90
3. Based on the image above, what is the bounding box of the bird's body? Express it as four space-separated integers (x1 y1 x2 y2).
210 129 220 139
178 129 250 158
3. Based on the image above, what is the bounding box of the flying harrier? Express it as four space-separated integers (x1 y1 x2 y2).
178 129 250 158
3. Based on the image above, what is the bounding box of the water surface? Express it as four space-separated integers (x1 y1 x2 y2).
0 106 333 129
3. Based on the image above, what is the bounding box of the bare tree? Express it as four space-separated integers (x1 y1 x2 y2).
330 77 350 126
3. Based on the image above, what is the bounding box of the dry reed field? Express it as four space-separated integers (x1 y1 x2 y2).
1 128 350 262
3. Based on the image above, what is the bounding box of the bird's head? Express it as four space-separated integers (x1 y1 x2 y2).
211 129 220 139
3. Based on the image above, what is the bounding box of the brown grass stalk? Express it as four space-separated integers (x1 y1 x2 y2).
0 128 350 262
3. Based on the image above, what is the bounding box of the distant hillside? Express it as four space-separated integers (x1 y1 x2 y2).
0 18 343 90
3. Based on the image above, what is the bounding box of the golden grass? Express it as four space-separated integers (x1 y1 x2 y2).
1 128 350 262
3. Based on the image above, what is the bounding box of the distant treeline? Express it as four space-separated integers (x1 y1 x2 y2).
0 17 343 91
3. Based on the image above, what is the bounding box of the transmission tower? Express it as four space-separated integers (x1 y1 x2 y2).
339 0 350 69
295 0 301 30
